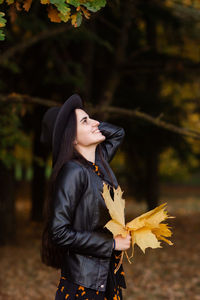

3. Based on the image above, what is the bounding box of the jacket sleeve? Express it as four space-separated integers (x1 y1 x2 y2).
98 121 125 163
49 162 114 259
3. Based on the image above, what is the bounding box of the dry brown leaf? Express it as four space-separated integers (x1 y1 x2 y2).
15 0 22 11
71 13 77 27
23 0 32 11
47 6 61 23
80 6 91 19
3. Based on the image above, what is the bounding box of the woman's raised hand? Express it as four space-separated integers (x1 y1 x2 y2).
114 232 131 251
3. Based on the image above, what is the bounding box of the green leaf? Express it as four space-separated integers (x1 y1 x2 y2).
66 0 80 7
66 0 107 12
6 0 14 4
50 0 70 15
0 12 6 41
0 0 108 41
0 30 5 40
83 0 106 12
76 11 82 27
0 11 7 27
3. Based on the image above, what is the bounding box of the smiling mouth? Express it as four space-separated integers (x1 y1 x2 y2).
93 129 100 133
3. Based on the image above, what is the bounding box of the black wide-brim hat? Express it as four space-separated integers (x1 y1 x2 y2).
40 94 84 166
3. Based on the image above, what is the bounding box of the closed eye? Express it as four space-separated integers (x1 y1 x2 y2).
80 115 89 123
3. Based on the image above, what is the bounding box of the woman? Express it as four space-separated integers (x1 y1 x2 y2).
40 94 131 300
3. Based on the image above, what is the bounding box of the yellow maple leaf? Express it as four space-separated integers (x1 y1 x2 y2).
101 182 174 266
105 219 127 238
126 202 174 253
102 183 125 228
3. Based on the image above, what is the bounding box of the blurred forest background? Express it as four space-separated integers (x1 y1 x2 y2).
0 0 200 299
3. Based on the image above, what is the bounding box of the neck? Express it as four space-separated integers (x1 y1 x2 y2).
75 144 97 163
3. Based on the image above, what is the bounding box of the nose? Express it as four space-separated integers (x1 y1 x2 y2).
92 119 100 127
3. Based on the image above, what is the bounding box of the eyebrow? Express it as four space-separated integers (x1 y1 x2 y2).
80 115 89 123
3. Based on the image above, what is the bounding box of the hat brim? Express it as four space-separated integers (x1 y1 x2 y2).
52 94 84 165
40 107 60 149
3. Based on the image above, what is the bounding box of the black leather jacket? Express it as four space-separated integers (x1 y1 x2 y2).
49 121 125 292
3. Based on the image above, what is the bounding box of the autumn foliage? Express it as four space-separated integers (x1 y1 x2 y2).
0 0 107 40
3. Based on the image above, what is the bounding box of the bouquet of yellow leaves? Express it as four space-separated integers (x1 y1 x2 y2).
101 182 174 273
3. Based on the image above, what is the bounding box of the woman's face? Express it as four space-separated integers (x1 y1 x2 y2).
74 108 106 147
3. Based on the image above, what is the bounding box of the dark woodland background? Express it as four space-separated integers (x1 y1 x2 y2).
0 1 200 299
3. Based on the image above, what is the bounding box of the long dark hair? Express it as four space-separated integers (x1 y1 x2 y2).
40 108 114 269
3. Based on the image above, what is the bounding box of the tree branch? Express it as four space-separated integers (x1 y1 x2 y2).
0 24 70 65
1 92 200 140
165 1 200 21
0 92 58 107
92 105 200 140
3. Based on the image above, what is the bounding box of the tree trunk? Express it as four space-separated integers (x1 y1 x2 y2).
144 149 160 210
0 162 16 245
31 106 48 221
82 21 95 100
144 12 160 210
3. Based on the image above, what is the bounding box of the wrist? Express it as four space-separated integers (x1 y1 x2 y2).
113 239 115 250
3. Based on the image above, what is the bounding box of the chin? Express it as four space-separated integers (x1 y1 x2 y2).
93 135 105 146
99 134 106 141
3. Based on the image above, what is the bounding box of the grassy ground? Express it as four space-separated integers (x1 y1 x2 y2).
0 183 200 300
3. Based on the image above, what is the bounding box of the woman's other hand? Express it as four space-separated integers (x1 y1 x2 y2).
114 233 131 251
